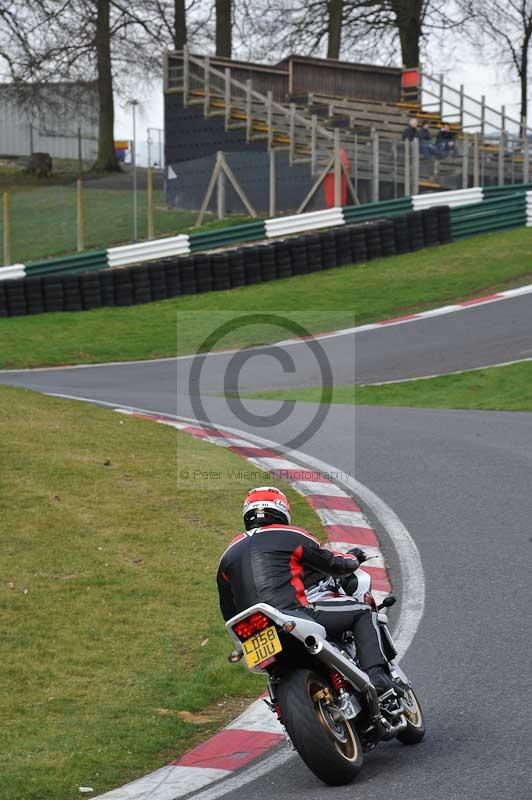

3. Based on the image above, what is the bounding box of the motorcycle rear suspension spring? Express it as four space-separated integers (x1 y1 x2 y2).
330 671 348 691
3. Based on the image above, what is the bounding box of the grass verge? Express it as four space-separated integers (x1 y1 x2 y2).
1 227 532 369
244 361 532 412
0 386 325 800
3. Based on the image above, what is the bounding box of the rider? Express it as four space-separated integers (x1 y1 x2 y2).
217 486 396 694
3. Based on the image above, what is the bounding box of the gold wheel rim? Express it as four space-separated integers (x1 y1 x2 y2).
308 678 359 762
404 690 423 728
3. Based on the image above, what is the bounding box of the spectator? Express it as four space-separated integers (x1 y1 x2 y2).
419 121 436 158
436 123 456 157
402 117 419 142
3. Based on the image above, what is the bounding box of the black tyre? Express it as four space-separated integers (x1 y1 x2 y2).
364 227 383 259
80 275 102 309
229 251 246 287
62 274 82 311
290 241 309 275
243 247 262 285
212 252 231 290
7 303 27 317
334 229 352 266
0 292 8 317
273 241 293 279
276 669 363 786
25 277 45 314
150 281 167 301
397 687 426 745
133 289 152 305
146 264 167 299
349 232 367 263
320 232 337 270
305 234 322 272
5 279 27 316
256 245 275 282
97 273 114 306
177 257 197 295
193 254 213 293
114 272 133 305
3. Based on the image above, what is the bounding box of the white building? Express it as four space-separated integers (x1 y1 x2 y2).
0 81 98 161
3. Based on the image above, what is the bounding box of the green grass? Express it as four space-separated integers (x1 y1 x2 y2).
1 227 532 369
244 361 532 412
0 386 325 800
0 182 252 264
0 157 99 188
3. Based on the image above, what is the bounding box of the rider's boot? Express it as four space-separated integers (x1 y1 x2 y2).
367 665 404 697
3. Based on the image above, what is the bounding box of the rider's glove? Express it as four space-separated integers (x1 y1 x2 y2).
347 547 367 564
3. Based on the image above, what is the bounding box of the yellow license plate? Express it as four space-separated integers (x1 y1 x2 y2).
242 625 282 668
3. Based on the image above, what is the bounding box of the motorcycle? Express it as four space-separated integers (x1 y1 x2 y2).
226 568 425 786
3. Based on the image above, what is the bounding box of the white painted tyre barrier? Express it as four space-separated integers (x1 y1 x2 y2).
412 187 483 210
265 207 344 237
107 235 191 268
0 263 26 281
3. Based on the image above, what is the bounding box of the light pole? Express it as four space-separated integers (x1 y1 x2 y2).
129 99 140 241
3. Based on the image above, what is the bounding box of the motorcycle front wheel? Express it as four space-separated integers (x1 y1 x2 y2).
276 668 363 786
397 686 426 744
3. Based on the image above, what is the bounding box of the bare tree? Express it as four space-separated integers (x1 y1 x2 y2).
327 0 344 58
389 0 424 67
0 0 172 171
231 0 465 72
95 0 118 170
174 0 187 48
459 0 532 129
216 0 232 57
152 1 211 52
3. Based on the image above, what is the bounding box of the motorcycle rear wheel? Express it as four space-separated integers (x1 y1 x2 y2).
397 687 425 744
276 668 363 786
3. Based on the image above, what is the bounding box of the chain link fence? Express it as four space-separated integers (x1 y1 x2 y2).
0 162 205 267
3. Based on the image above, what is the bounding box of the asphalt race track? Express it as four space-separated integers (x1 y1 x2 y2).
2 294 532 799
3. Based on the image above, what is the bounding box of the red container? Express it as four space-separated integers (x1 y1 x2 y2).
324 148 351 208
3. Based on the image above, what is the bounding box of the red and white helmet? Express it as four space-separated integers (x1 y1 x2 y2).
243 486 291 530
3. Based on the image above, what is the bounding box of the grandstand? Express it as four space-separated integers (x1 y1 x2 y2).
164 49 531 211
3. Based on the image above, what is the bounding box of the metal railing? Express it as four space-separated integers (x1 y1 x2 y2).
421 72 531 140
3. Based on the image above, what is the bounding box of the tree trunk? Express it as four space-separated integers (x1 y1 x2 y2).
215 0 232 58
391 0 423 68
327 0 343 59
94 0 119 171
520 41 529 134
174 0 187 50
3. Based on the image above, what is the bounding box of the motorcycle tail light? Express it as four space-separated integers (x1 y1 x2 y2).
233 612 272 640
248 612 270 631
233 621 253 639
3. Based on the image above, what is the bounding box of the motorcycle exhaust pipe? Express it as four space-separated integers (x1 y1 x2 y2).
304 634 380 718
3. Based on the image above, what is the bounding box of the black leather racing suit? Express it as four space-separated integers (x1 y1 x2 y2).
217 524 386 671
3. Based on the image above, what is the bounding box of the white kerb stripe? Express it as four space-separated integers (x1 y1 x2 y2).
93 765 230 799
290 480 347 497
187 748 294 800
225 697 283 734
202 435 258 448
317 508 372 528
247 457 306 473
